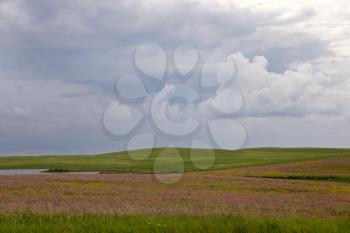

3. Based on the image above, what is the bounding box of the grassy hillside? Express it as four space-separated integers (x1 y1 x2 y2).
0 147 349 173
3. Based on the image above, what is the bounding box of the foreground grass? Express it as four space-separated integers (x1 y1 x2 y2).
0 147 349 173
0 214 349 233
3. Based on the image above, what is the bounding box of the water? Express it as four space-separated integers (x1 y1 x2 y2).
0 169 99 175
0 169 46 175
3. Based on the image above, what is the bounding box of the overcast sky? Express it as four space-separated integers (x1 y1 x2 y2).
0 0 349 155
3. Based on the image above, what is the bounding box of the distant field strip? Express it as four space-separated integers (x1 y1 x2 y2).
226 155 350 183
0 148 349 173
244 175 350 183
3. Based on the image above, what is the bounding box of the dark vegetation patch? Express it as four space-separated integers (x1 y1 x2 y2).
43 168 71 173
245 175 350 183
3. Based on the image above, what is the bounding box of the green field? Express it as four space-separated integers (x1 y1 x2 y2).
0 147 350 173
0 214 349 233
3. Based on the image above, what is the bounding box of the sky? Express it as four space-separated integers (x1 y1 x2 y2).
0 0 349 155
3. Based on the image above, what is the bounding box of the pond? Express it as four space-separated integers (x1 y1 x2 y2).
0 169 99 175
0 169 47 175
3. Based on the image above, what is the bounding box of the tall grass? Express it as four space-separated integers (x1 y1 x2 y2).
0 214 349 233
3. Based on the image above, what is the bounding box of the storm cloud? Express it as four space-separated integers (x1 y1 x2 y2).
0 0 349 154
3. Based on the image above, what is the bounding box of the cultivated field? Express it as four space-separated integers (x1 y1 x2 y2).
0 148 349 232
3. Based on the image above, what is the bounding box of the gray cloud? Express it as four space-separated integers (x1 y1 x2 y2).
0 0 347 154
0 0 328 84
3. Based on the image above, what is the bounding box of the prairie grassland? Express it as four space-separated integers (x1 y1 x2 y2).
0 169 349 216
1 149 350 232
